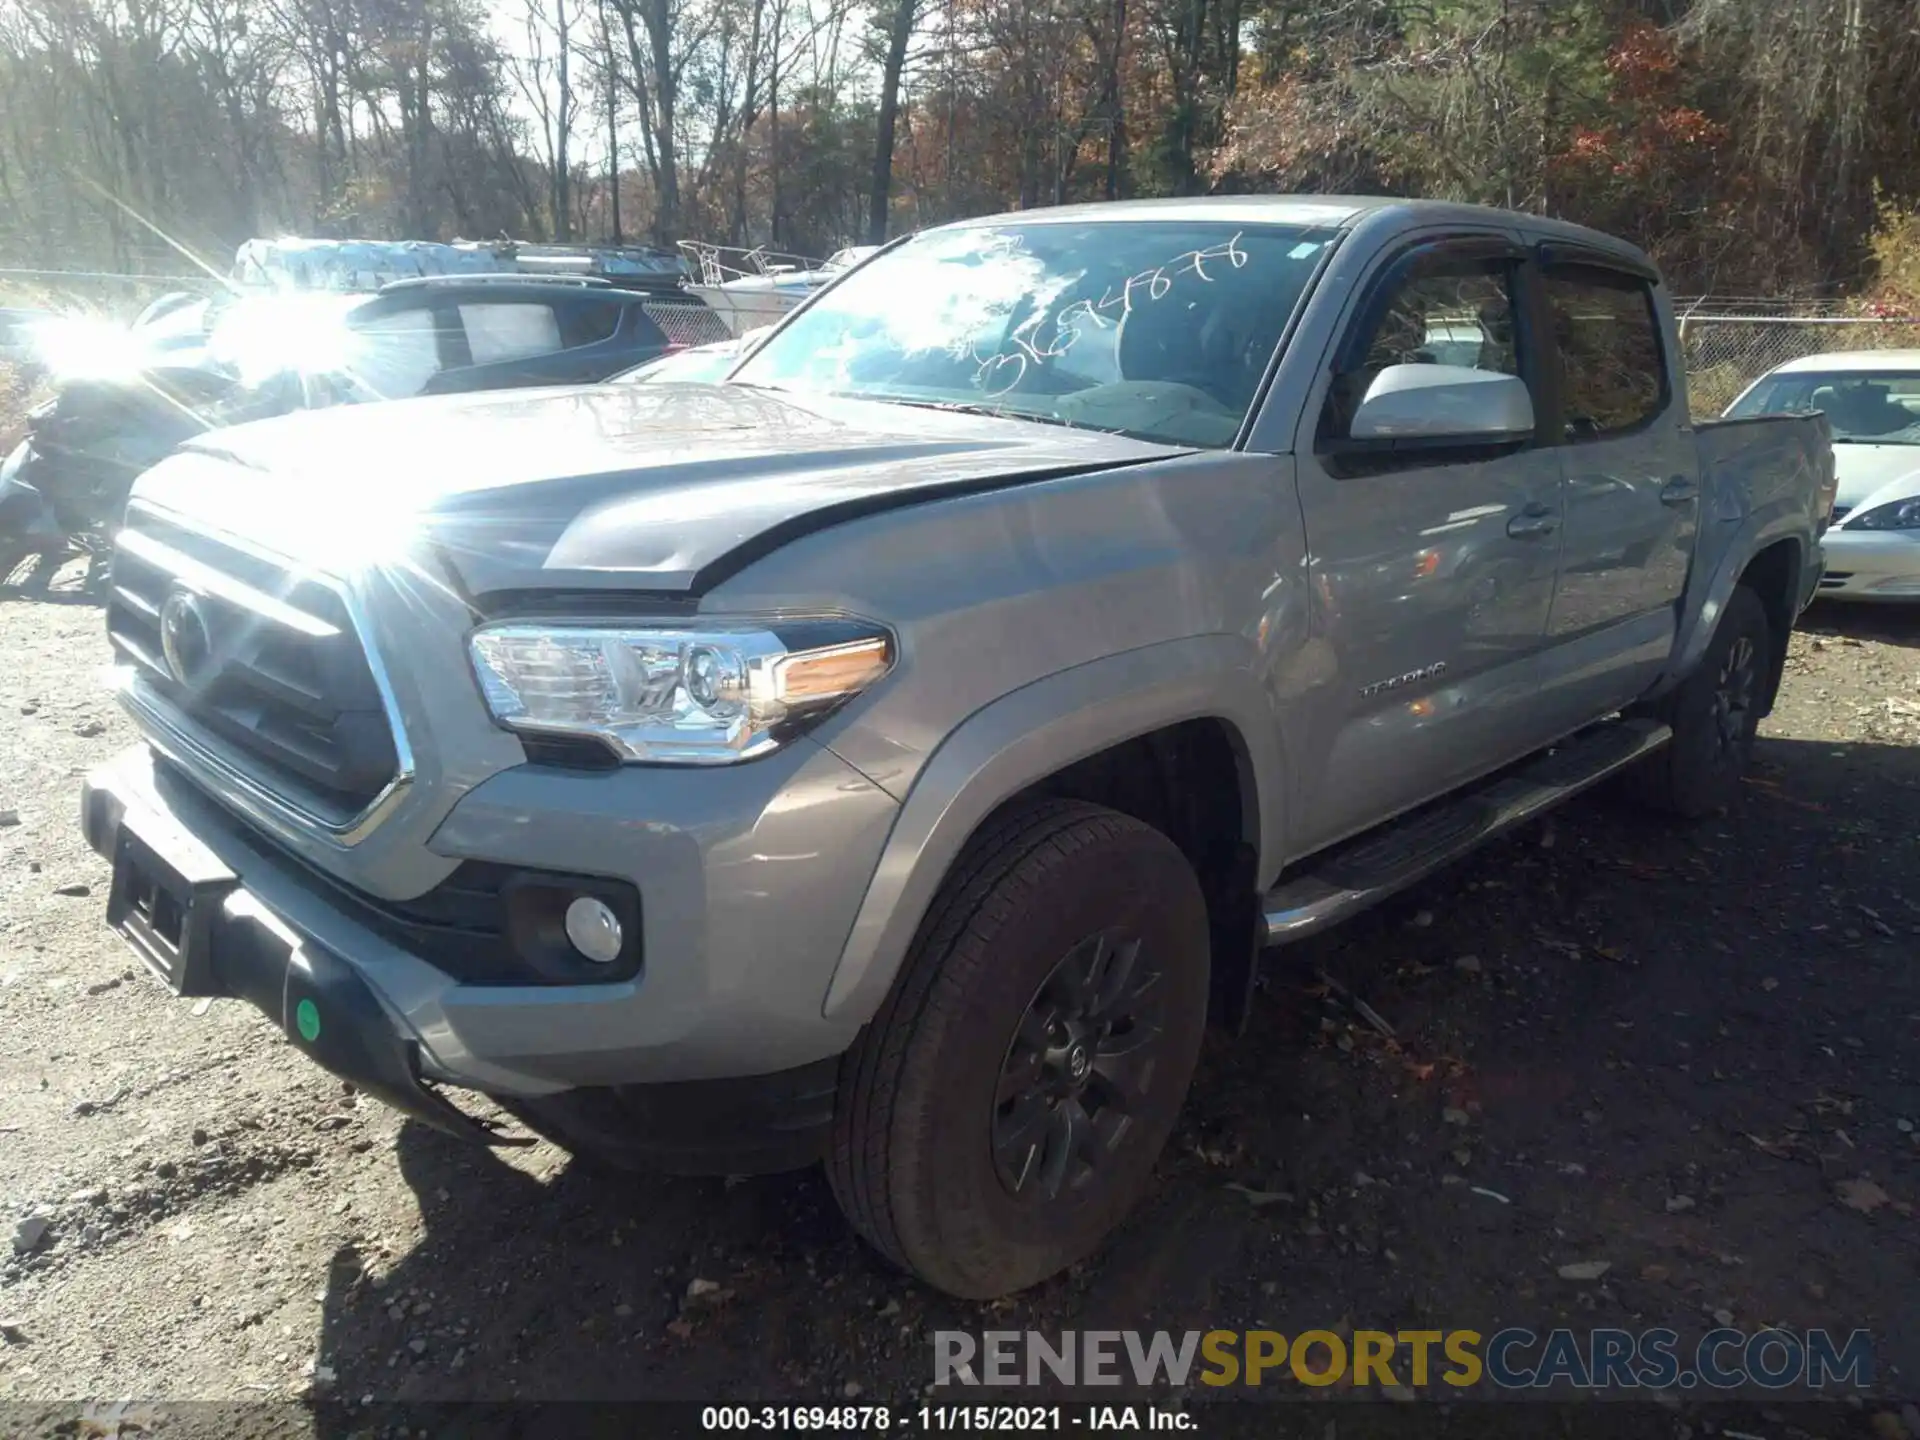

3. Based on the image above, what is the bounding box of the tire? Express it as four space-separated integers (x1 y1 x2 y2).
827 797 1211 1299
1630 584 1772 818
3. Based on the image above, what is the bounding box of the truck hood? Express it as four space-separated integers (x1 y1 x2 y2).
1833 441 1920 508
133 382 1182 599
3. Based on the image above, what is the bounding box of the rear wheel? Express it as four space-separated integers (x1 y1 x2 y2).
828 798 1211 1299
1630 584 1772 818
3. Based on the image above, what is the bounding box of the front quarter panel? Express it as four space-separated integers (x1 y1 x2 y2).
702 448 1312 1025
711 449 1306 811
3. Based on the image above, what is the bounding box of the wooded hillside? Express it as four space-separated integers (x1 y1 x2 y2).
4 0 1918 298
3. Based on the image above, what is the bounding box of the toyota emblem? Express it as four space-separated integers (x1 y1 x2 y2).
158 587 213 686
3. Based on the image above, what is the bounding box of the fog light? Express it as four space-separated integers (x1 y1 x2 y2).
563 896 624 964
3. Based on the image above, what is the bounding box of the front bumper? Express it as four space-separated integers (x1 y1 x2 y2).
81 737 899 1163
1815 529 1920 601
81 754 510 1145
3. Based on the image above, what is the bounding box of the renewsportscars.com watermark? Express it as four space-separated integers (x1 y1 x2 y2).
933 1328 1875 1392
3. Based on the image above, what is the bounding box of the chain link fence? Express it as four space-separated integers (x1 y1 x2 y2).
1674 302 1920 418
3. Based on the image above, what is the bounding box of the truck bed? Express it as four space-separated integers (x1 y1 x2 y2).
1695 410 1835 537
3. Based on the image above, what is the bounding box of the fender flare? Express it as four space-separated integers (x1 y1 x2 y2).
819 634 1284 1022
1659 518 1807 695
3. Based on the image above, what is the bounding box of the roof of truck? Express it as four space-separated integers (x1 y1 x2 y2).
1766 349 1920 375
952 195 1372 227
943 195 1655 268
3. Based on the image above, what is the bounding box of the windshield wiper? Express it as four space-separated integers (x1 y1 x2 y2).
849 394 1095 432
886 398 1015 418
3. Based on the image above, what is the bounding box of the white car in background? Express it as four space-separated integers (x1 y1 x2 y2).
1726 350 1920 600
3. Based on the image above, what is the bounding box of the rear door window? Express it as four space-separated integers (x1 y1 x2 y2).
458 302 565 364
1543 269 1668 438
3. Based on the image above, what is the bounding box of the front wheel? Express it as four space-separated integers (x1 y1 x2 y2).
828 798 1211 1299
1630 584 1772 818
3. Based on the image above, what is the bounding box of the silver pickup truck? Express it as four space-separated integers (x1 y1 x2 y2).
79 197 1833 1300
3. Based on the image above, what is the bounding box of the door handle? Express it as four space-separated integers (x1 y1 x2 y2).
1660 476 1699 506
1506 506 1559 539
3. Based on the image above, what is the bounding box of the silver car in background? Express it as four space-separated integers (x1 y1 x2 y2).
1727 350 1920 600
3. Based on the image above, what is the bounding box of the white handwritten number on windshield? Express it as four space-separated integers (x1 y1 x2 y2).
970 233 1252 397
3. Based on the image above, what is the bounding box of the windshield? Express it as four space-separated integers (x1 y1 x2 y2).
1727 369 1920 444
731 219 1338 449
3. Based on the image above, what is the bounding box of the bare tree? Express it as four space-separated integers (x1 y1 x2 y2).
510 0 583 237
867 0 920 242
607 0 726 243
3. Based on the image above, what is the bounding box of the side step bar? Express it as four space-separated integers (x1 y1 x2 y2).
1261 717 1671 946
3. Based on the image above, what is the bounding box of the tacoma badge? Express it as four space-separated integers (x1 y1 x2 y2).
1359 661 1448 699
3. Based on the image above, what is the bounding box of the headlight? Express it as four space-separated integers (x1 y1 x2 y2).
1845 498 1920 531
469 618 893 764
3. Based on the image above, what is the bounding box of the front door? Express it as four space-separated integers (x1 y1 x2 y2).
1289 236 1567 856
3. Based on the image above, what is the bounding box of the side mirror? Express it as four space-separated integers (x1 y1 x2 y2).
1348 364 1535 443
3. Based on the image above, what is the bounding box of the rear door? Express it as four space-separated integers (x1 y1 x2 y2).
1288 233 1568 855
1536 256 1697 713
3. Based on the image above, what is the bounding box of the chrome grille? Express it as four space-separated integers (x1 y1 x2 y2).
107 516 402 825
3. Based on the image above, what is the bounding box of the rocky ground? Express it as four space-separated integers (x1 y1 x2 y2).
0 558 1916 1437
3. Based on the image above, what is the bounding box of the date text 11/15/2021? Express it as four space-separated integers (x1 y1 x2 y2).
700 1406 1190 1431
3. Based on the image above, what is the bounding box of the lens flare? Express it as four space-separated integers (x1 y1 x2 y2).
207 294 358 386
32 317 147 381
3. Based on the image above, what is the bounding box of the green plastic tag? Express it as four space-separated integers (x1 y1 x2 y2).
295 997 321 1044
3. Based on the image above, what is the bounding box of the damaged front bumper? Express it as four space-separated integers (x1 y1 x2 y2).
80 755 517 1147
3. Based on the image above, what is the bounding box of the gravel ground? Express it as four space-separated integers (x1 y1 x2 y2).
0 560 1916 1429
